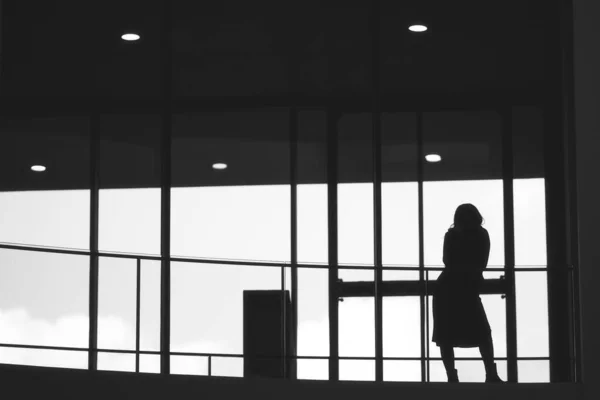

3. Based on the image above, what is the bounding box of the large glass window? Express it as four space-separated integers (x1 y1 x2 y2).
0 0 570 384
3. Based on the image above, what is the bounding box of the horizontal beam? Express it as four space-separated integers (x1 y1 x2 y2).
338 278 507 298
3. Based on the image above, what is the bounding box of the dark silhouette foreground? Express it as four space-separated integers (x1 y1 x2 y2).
432 203 504 383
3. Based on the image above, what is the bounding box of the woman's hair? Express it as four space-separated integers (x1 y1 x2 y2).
450 203 484 230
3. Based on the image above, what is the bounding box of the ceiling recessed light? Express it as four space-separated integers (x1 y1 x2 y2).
212 163 227 170
409 24 428 33
425 154 442 163
121 33 141 41
31 165 46 172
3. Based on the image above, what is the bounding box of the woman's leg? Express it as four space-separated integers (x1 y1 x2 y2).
479 334 503 382
440 344 457 381
479 335 495 373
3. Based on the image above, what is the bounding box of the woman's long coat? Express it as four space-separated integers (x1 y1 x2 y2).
432 226 492 347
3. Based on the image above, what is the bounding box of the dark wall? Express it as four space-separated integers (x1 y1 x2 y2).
0 364 583 400
574 0 600 399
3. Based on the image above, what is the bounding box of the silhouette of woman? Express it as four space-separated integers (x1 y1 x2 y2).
432 204 504 383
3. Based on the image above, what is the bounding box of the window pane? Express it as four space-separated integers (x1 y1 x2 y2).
297 268 328 357
98 352 135 372
383 271 421 359
298 110 327 265
382 112 419 267
0 249 89 348
0 348 87 369
170 263 280 355
382 182 419 267
513 106 546 268
171 111 290 262
383 297 421 358
339 268 375 283
98 115 161 256
140 354 160 374
384 361 421 382
98 257 136 351
140 260 161 352
338 113 373 267
171 355 209 376
516 271 549 357
212 356 244 378
298 185 328 264
340 360 375 381
0 117 90 250
518 361 550 383
514 179 547 267
297 359 329 380
339 297 374 358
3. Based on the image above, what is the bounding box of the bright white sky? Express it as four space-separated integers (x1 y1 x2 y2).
0 179 548 382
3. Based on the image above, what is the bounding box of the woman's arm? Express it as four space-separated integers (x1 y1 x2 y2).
443 231 451 267
480 229 491 270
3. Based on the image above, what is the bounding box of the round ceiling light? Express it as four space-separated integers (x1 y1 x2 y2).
31 165 47 172
409 24 428 33
425 154 442 163
121 33 141 41
212 163 228 170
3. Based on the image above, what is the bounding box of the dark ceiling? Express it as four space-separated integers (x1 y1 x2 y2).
0 0 552 191
0 0 551 100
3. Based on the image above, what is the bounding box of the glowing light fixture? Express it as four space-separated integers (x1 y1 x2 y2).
409 24 428 33
425 154 442 163
31 165 47 172
121 33 141 41
212 163 228 170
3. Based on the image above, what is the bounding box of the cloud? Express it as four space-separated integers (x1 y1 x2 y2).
0 308 240 376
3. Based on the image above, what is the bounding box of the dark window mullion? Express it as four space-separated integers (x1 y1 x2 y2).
371 0 383 383
417 112 426 382
88 113 100 371
502 107 518 382
159 0 173 376
290 107 299 380
327 109 340 382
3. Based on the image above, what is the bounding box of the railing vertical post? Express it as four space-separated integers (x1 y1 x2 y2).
281 265 287 378
88 113 100 371
136 258 141 373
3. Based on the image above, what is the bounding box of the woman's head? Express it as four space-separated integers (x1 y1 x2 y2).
452 203 484 230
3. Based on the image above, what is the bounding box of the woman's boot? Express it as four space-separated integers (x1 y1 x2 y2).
485 363 505 383
447 368 459 383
